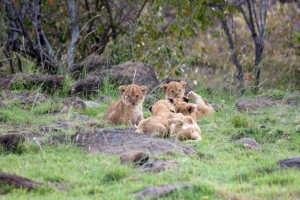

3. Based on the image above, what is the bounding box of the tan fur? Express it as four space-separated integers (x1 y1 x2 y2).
136 99 183 137
168 116 202 141
105 85 147 126
174 91 214 121
161 81 187 99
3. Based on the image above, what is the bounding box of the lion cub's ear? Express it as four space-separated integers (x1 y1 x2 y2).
183 116 195 124
180 81 187 88
168 118 184 126
187 105 196 114
161 83 169 92
139 86 147 95
119 85 127 94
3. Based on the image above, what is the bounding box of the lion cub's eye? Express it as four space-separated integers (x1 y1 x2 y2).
179 90 181 92
171 90 175 93
136 95 139 98
127 95 131 98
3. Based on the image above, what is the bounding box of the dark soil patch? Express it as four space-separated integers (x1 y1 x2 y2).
236 94 300 112
0 133 26 153
0 173 41 191
236 98 278 112
72 129 198 157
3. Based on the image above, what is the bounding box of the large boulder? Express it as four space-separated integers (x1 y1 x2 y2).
103 61 159 90
71 74 104 95
72 129 197 157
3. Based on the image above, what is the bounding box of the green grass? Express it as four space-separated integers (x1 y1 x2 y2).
0 88 300 199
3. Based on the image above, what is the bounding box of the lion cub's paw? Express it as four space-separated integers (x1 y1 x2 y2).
187 91 199 99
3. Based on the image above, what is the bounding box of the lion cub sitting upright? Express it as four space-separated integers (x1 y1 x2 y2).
161 81 187 99
105 85 147 126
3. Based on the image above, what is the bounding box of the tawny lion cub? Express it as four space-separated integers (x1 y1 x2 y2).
168 116 202 141
136 99 183 137
174 91 214 121
105 85 147 126
161 81 187 99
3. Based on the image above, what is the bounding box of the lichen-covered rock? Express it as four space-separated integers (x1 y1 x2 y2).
103 61 159 90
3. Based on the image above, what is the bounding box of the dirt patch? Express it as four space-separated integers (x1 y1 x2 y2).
236 94 300 112
72 129 198 157
0 173 41 191
0 133 26 152
236 98 278 112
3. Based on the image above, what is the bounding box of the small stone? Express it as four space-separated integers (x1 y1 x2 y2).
83 101 100 108
133 183 191 199
96 96 112 104
0 99 8 108
120 150 149 165
140 159 179 173
235 138 261 151
73 115 97 122
278 157 300 170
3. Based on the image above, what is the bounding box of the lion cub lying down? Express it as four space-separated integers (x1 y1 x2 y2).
168 116 202 141
136 97 202 141
174 91 214 121
135 99 183 137
105 84 147 126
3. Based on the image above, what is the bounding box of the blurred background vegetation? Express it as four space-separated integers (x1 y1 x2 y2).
0 0 299 95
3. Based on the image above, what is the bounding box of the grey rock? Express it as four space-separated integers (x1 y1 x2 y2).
103 61 159 90
96 96 112 104
72 129 198 157
73 115 97 122
140 159 179 173
133 183 191 199
235 138 261 151
0 99 8 108
236 98 277 112
120 150 149 165
62 97 86 110
83 100 100 108
278 157 300 170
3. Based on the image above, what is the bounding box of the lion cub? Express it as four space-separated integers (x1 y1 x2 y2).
105 85 147 126
136 99 183 137
174 91 214 121
161 81 187 99
168 116 202 141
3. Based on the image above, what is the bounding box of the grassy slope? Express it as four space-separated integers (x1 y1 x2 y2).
0 88 299 200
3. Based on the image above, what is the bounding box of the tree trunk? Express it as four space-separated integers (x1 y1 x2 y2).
253 39 264 92
67 0 80 73
221 18 245 94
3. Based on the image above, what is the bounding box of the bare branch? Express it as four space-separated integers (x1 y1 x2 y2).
251 0 262 36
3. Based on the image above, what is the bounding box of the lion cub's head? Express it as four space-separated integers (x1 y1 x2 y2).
168 116 202 141
161 81 187 99
119 85 147 107
173 99 195 117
